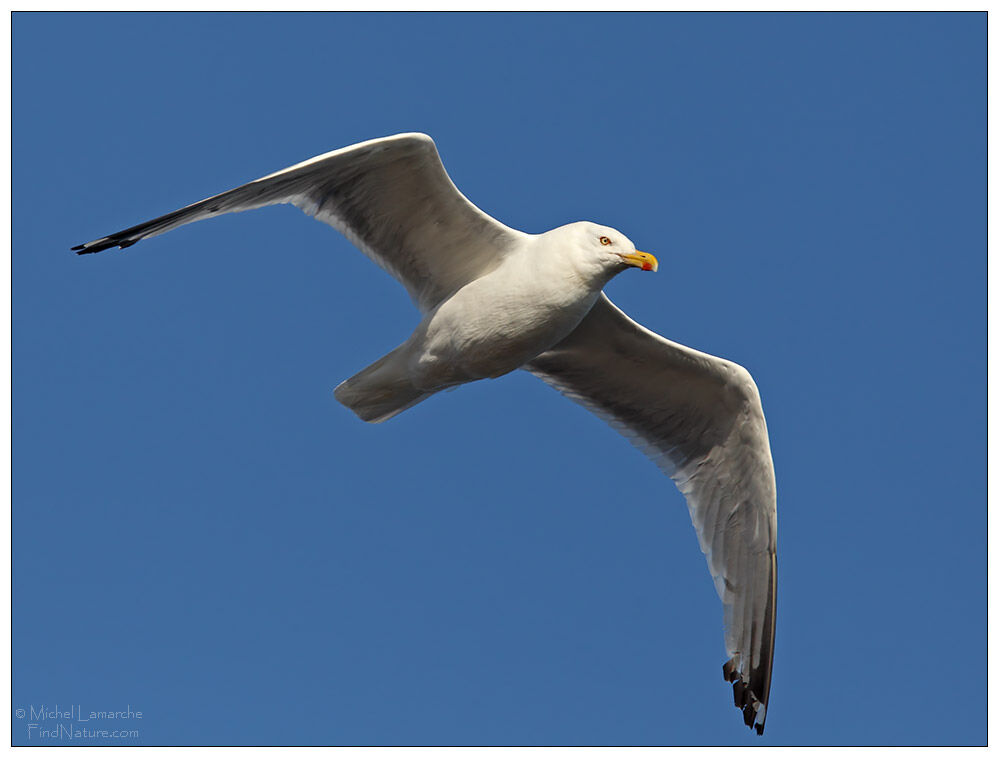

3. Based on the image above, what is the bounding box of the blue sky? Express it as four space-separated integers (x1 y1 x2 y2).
13 12 985 746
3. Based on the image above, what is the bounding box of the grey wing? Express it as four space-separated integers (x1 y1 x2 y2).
526 294 777 735
73 132 522 312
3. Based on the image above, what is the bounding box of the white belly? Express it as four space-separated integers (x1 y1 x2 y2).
407 258 599 390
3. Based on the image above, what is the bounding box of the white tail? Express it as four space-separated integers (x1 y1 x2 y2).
333 346 433 423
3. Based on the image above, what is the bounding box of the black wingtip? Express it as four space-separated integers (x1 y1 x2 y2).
723 657 768 736
72 236 135 255
742 701 755 727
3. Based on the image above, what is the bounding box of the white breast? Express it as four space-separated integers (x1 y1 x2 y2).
408 241 603 388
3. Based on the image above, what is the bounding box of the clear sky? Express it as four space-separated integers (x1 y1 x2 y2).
13 11 985 746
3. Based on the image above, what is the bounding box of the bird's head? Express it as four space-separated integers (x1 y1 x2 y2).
555 222 658 281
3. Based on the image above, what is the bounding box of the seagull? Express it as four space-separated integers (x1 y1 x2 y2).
74 133 777 734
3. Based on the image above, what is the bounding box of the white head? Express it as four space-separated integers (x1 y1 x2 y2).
546 221 658 284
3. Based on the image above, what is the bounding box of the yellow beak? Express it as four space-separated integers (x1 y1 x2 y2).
620 250 659 272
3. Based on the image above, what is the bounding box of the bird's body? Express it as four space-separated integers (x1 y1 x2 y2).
414 230 601 381
338 222 635 421
75 133 777 734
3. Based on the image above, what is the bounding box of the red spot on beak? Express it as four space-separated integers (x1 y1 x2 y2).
642 261 654 271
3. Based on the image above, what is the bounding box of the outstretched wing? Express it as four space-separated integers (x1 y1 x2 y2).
73 132 523 312
527 294 777 734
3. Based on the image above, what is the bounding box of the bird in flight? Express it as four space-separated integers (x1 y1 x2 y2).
74 133 777 734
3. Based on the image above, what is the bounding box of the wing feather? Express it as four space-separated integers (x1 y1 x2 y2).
73 133 522 312
527 293 777 734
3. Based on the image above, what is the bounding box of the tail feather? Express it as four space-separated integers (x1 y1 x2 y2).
334 347 431 423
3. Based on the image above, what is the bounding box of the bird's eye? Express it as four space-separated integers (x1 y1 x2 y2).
599 236 612 246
